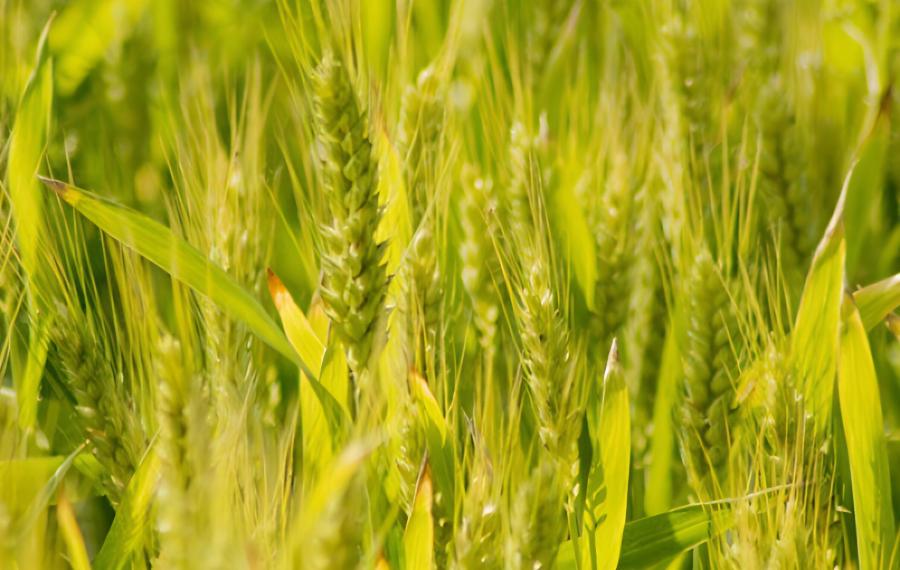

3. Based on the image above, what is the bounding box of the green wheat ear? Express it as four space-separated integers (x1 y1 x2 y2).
52 310 145 505
459 165 500 353
312 50 389 376
398 67 445 368
453 444 501 569
506 461 567 570
679 249 743 497
756 77 815 290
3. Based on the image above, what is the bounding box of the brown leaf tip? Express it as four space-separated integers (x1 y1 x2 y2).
266 268 285 303
37 175 67 196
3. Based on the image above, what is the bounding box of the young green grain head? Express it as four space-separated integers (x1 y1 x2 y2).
52 310 145 505
679 248 743 497
312 50 389 376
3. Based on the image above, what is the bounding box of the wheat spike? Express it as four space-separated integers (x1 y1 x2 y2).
680 249 743 496
312 51 389 375
52 311 144 505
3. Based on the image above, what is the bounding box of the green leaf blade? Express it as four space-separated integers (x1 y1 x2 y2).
838 295 895 569
40 178 299 367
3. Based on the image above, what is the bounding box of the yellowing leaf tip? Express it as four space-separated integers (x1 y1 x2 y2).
266 268 288 309
37 175 72 201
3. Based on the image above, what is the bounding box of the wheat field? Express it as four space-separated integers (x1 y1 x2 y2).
1 0 899 568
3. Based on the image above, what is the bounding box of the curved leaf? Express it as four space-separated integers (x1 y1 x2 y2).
854 273 900 331
39 178 300 369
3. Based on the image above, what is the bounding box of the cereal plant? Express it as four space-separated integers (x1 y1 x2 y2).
1 0 899 568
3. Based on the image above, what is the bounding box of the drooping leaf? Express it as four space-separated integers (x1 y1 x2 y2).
838 294 895 569
40 178 300 369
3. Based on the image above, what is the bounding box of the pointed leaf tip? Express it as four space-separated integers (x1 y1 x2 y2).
37 175 67 195
266 268 287 308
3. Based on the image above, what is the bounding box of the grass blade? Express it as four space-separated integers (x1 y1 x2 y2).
8 19 52 287
409 370 456 514
403 464 434 570
790 171 848 439
645 322 680 515
7 19 54 427
93 447 160 570
854 273 900 331
56 490 91 570
267 268 327 376
558 505 714 569
551 175 597 310
17 314 51 428
581 340 630 569
617 505 713 569
39 178 300 368
838 294 895 569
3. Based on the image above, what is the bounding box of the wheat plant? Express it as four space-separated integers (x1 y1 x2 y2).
1 1 899 569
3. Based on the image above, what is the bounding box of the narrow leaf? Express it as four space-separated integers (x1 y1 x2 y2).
56 490 91 570
267 269 326 376
646 322 680 515
17 314 52 428
8 20 53 286
4 445 88 541
403 464 435 570
93 447 161 570
838 294 895 569
617 505 713 569
558 505 713 570
854 273 900 331
39 178 300 368
791 170 848 439
551 175 597 310
582 340 630 569
8 20 54 423
409 370 455 513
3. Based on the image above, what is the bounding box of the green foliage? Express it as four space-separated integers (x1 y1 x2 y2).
1 0 898 568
